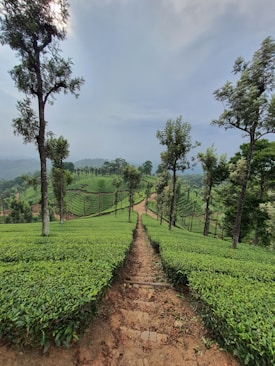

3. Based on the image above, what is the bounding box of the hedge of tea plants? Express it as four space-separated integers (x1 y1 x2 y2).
142 214 275 366
0 211 136 350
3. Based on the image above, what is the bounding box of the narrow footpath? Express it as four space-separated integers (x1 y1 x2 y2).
0 200 240 366
74 201 239 366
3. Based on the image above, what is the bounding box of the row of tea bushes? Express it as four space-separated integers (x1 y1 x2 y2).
142 214 275 366
0 211 136 350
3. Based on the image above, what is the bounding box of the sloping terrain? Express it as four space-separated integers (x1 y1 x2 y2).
0 201 239 365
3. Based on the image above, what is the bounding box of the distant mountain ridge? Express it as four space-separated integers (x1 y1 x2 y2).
0 159 40 180
0 157 201 180
0 158 108 180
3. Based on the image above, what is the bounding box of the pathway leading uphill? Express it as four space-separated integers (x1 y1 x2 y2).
0 199 239 366
74 200 239 366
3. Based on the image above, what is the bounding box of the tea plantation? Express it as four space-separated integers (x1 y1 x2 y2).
142 214 275 366
0 210 136 351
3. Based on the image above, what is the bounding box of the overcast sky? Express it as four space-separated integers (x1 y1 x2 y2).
0 0 275 167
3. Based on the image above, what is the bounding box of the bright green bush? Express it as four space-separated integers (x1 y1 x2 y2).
189 272 275 366
0 211 136 350
142 214 275 366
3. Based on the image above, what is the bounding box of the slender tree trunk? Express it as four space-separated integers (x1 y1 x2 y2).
128 190 132 222
232 134 254 249
253 177 265 245
203 183 212 236
114 191 118 217
169 168 177 230
39 137 49 234
59 183 63 224
38 99 49 235
232 181 247 248
36 48 49 236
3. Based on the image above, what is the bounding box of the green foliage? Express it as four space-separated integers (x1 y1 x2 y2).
142 214 275 365
69 175 127 193
212 37 275 248
122 165 141 222
0 211 136 350
156 115 200 230
190 273 274 366
0 0 84 236
66 190 129 216
139 160 153 175
2 174 152 219
5 199 33 223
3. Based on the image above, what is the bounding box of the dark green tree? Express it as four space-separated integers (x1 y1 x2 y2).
140 160 153 175
112 177 122 217
0 0 84 235
229 140 275 245
6 198 32 223
155 171 169 225
63 162 74 173
112 158 128 175
156 115 200 230
122 165 141 222
212 37 275 248
198 145 228 236
46 135 72 223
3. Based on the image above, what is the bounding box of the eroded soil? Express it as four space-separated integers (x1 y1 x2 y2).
0 201 240 366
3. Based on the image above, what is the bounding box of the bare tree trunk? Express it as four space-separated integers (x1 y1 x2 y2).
128 190 132 222
232 135 254 249
59 186 63 224
39 143 49 235
169 168 177 230
38 100 49 236
203 183 212 236
232 181 247 248
36 48 49 236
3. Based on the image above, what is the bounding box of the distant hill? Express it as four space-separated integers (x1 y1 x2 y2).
0 158 109 180
74 158 107 168
0 159 40 180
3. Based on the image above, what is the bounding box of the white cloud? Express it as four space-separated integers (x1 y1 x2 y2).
150 0 275 51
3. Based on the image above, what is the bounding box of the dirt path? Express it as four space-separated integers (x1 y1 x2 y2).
0 201 239 366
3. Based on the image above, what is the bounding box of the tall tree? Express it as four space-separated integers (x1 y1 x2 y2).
0 0 84 235
46 135 72 224
219 158 268 244
122 165 141 222
112 177 122 217
140 160 153 175
198 145 228 236
145 181 153 214
155 170 169 225
230 140 275 245
113 158 128 175
156 115 199 230
212 37 275 248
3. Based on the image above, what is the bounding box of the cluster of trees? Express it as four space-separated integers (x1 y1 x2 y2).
155 37 275 249
74 159 127 176
74 159 153 177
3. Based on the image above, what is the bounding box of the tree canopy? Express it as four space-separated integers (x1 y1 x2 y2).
212 37 275 248
0 0 84 235
156 115 200 230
